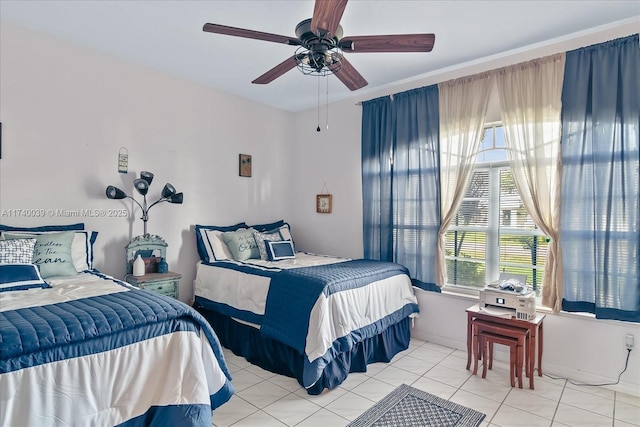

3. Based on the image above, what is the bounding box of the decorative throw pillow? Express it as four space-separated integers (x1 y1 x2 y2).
0 264 50 292
253 229 283 260
0 238 37 264
248 221 295 243
222 228 260 261
3 231 97 272
266 240 296 261
4 231 77 278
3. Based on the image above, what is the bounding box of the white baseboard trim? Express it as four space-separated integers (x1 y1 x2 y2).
411 330 640 397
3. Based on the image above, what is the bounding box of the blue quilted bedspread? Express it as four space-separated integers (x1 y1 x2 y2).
0 284 230 378
260 259 410 354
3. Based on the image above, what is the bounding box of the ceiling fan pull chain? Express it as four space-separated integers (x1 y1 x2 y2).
326 75 330 130
316 76 321 132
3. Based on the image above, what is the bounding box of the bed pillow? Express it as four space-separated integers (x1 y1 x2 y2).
253 229 284 260
0 223 85 232
3 230 98 272
0 264 50 292
4 231 77 278
0 238 37 264
276 223 293 242
250 220 285 232
70 231 98 271
200 229 235 261
222 228 259 261
266 240 296 261
195 223 247 262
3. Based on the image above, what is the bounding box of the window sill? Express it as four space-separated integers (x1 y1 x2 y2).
432 287 632 326
440 288 479 301
418 286 479 302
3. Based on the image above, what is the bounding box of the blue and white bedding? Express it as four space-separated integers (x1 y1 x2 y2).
0 271 234 427
194 253 419 389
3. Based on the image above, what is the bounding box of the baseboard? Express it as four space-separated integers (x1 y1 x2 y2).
541 361 640 397
411 330 640 398
411 329 466 352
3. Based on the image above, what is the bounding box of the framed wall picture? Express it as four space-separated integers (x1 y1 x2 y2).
316 194 332 213
239 154 252 177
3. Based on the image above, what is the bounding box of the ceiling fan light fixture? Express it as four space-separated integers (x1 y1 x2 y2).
295 46 343 76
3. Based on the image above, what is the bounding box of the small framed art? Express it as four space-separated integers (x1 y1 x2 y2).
316 194 332 213
239 154 252 177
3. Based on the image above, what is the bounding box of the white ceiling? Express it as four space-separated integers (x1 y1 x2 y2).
1 1 639 112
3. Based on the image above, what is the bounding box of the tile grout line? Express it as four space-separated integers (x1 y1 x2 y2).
219 340 633 427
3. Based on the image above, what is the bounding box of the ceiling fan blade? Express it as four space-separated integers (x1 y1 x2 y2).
203 23 300 45
252 56 299 85
329 56 367 91
310 0 348 39
340 34 435 53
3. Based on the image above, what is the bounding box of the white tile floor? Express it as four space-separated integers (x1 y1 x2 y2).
213 338 640 427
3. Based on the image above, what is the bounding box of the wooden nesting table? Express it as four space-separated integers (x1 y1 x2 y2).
466 303 545 389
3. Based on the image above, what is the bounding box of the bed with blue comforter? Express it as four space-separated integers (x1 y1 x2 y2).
0 271 234 427
193 252 419 395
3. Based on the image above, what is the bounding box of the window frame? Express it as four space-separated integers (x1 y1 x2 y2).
443 123 548 295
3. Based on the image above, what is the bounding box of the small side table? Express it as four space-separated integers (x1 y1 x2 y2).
125 272 181 299
466 303 545 389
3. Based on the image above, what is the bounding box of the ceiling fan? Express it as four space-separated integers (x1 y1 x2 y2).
202 0 435 91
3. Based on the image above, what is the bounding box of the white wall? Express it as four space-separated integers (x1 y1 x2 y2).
0 23 295 299
288 92 364 258
290 20 640 396
1 19 638 396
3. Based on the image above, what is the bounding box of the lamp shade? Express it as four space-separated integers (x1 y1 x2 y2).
140 171 154 185
106 186 127 199
106 171 182 237
161 183 177 198
168 192 184 204
133 179 149 196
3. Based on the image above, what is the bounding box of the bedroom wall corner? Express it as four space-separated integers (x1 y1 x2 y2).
288 96 365 259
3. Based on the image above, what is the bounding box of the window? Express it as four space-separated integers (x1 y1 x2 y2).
444 124 548 294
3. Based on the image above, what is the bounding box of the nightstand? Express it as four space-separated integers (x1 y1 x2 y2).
124 272 181 299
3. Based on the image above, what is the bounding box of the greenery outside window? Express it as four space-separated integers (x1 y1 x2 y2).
444 123 548 294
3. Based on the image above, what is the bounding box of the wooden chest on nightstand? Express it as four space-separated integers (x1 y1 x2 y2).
124 272 181 299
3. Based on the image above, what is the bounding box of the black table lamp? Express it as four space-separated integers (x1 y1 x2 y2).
106 171 183 236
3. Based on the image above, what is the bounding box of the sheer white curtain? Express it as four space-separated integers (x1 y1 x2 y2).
436 73 493 287
495 54 565 312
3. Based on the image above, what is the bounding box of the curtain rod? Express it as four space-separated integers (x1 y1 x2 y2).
355 50 568 106
355 94 394 106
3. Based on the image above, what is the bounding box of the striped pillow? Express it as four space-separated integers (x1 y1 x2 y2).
0 264 50 292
